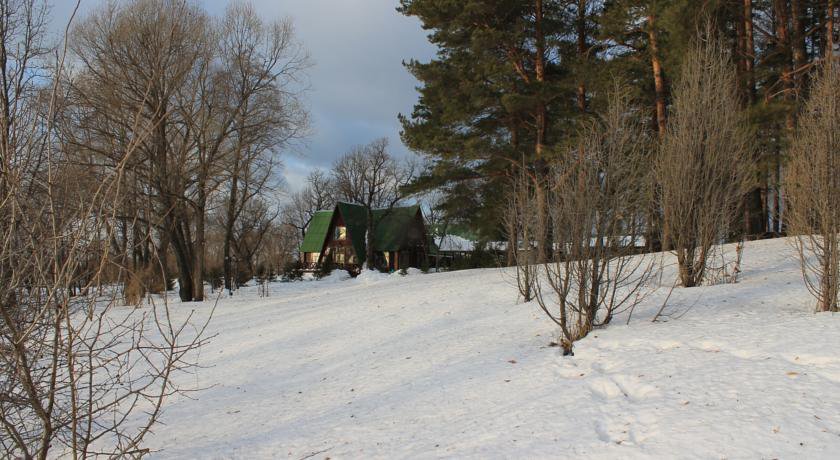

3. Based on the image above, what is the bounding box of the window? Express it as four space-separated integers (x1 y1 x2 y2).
334 226 346 241
335 251 345 264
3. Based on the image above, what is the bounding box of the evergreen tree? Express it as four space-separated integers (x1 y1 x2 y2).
401 0 838 242
398 0 594 241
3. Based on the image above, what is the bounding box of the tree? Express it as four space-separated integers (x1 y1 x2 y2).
283 169 336 239
218 2 310 295
70 0 213 301
656 30 754 288
785 60 840 312
398 0 589 243
0 1 212 456
332 138 416 270
69 0 308 300
529 84 654 355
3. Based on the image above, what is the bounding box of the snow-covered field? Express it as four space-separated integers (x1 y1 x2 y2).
146 238 840 459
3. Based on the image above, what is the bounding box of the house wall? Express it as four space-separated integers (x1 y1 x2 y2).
322 212 359 266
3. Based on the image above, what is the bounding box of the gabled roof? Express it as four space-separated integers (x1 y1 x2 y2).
300 210 333 253
300 203 427 264
336 202 424 264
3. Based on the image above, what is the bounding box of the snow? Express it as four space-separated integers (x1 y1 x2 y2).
142 238 840 458
436 234 476 252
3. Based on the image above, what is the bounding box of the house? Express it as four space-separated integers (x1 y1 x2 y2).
300 202 431 273
431 234 508 269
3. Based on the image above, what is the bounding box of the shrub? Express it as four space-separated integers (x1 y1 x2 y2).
315 257 334 279
283 260 304 281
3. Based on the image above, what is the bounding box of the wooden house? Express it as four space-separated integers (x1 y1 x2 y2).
300 202 432 273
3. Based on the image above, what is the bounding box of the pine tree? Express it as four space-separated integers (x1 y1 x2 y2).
398 0 599 240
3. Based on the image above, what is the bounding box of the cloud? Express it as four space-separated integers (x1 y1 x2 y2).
51 0 435 192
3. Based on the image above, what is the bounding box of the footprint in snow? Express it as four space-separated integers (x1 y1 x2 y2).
594 419 634 445
588 377 625 400
588 375 659 401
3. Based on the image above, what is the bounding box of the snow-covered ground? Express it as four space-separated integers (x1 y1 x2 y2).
145 238 840 459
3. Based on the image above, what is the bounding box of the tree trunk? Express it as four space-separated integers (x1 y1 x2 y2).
819 234 839 312
677 248 698 288
534 0 553 262
743 0 765 236
224 150 241 294
577 0 587 113
829 0 836 59
743 0 757 103
192 188 206 301
775 0 793 92
790 0 807 85
770 0 795 237
170 213 194 302
534 0 547 158
648 14 667 138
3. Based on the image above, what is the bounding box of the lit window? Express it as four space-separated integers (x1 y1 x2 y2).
334 226 346 240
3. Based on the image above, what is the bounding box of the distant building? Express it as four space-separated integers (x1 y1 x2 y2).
299 202 431 274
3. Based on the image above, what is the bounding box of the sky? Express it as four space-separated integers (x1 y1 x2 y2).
51 0 436 192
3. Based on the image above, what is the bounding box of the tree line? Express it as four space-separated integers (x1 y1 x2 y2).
398 0 840 353
0 0 308 456
399 0 839 241
61 0 309 302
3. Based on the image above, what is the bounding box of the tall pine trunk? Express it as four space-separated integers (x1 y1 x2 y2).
534 0 552 262
576 0 587 113
648 14 667 138
743 0 766 236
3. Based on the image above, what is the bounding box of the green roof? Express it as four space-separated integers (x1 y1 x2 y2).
336 202 425 265
300 210 333 252
300 203 428 264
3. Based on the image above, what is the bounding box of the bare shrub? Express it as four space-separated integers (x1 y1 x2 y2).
656 31 754 288
503 162 540 302
785 60 840 312
531 85 654 355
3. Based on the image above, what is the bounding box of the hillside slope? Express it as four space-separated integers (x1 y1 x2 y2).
147 238 840 459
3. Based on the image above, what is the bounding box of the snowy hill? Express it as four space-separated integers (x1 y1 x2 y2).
147 238 840 459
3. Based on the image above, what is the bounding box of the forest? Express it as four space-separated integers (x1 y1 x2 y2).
398 0 837 241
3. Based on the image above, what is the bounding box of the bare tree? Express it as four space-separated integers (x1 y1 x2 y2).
656 31 754 288
232 197 278 282
69 0 308 300
332 138 416 270
529 84 654 355
283 169 336 239
0 1 213 457
503 162 539 302
69 0 212 301
219 2 310 295
785 60 840 312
